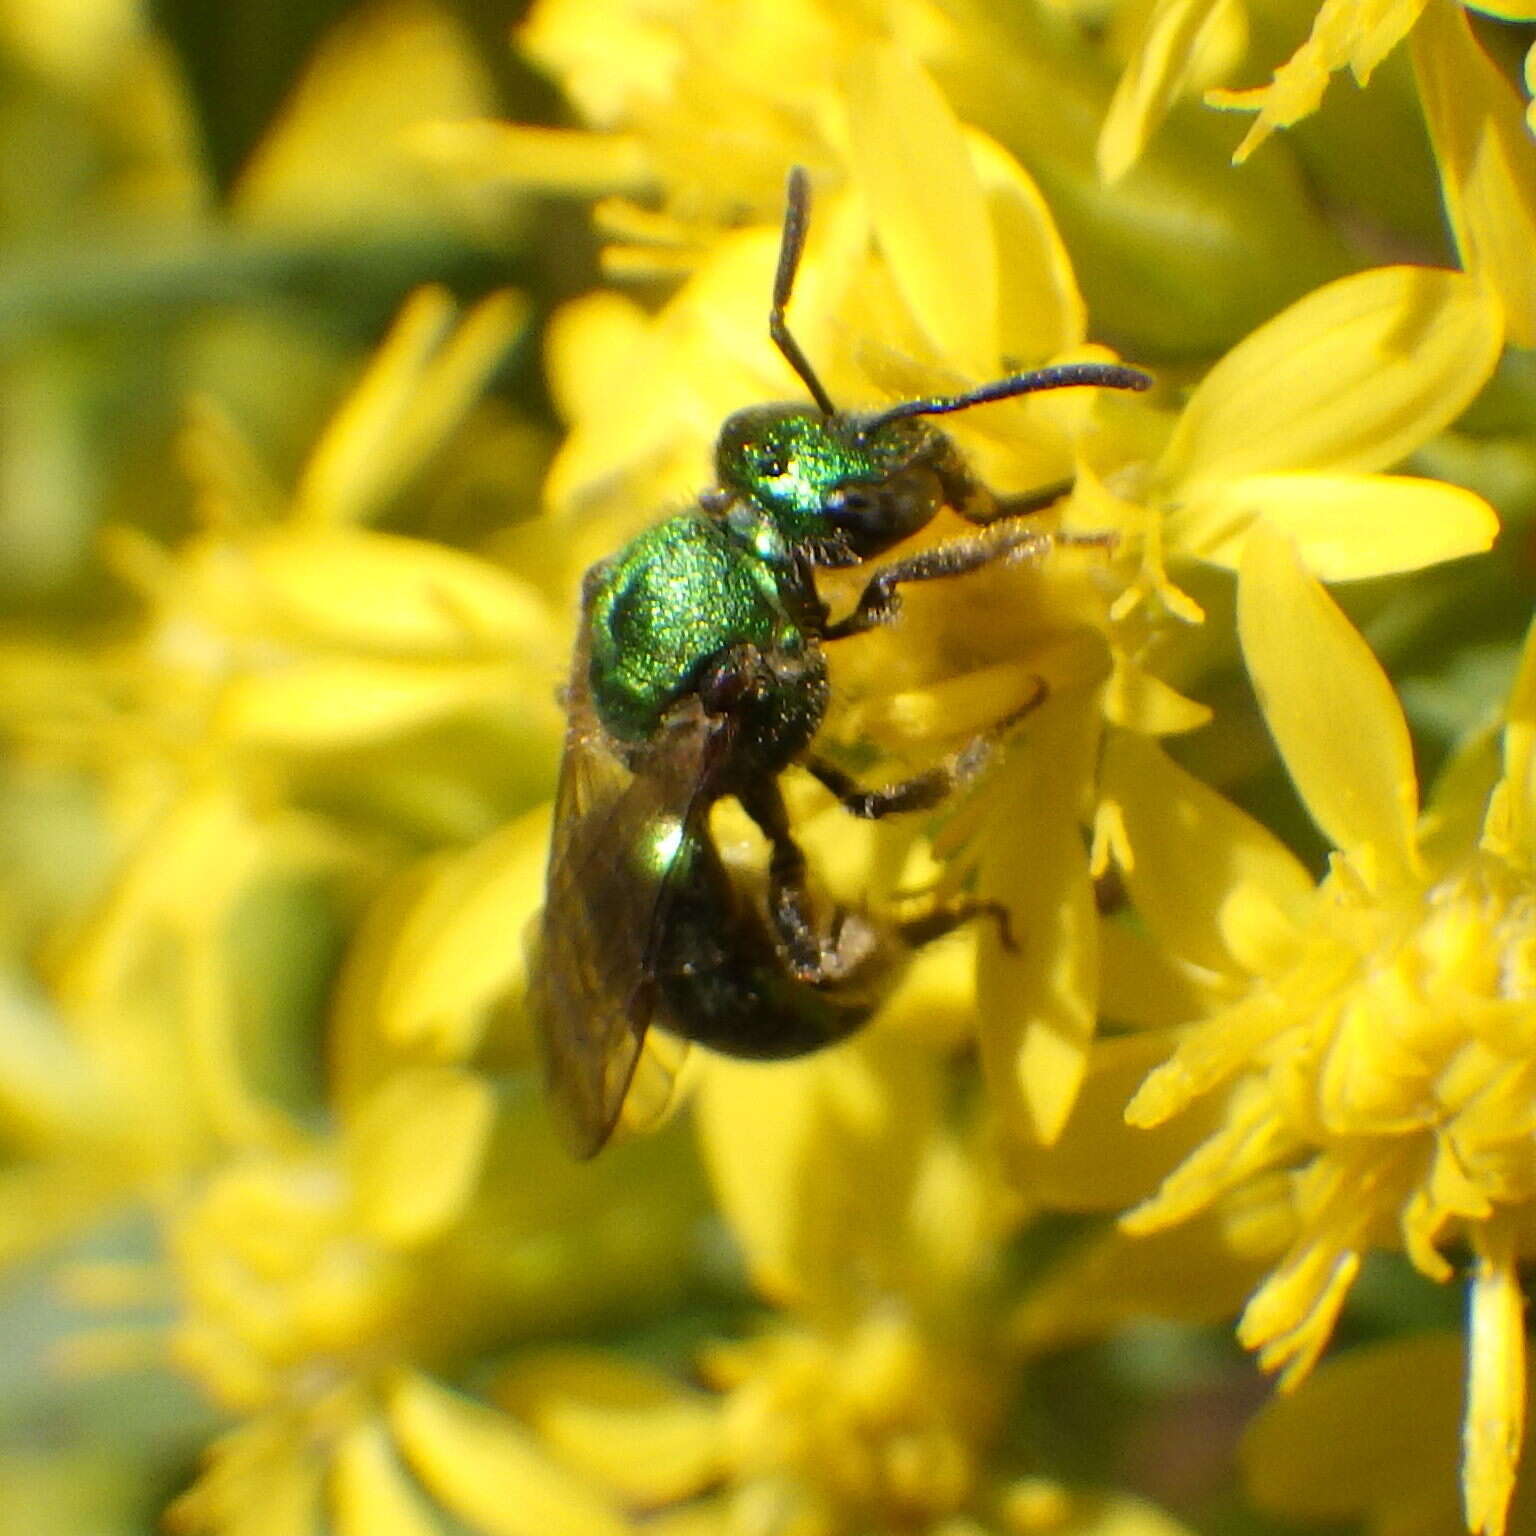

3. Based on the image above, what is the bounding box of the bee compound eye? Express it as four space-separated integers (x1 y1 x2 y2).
826 486 874 524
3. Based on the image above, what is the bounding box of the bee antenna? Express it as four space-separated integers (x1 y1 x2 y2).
863 362 1153 432
770 167 838 417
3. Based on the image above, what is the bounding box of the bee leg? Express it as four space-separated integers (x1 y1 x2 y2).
821 521 1053 640
936 438 1118 548
938 453 1074 526
896 893 1017 952
806 752 969 817
805 676 1048 817
735 776 844 983
924 423 1076 523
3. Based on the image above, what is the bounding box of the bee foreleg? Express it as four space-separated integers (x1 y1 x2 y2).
821 521 1052 640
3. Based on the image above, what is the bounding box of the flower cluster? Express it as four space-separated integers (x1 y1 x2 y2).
0 2 1533 1536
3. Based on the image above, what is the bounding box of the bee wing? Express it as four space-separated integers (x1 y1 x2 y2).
528 624 727 1158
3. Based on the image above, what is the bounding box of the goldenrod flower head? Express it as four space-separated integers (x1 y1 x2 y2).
487 1034 1201 1536
522 34 1507 1160
680 1040 1012 1531
1101 0 1536 347
3 4 1531 1535
704 1310 1000 1532
166 1149 421 1418
1119 526 1536 1536
485 1314 1201 1536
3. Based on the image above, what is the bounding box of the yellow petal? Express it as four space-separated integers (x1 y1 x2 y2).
346 1066 494 1246
614 1027 692 1141
874 927 981 1048
225 528 552 657
333 1420 445 1536
296 288 527 526
0 0 143 84
1102 653 1213 735
494 1349 722 1506
1104 732 1313 979
1014 1214 1264 1350
1465 1222 1526 1536
1205 0 1427 163
389 1372 629 1536
407 120 652 195
1125 990 1300 1130
1098 918 1227 1029
1241 1333 1464 1523
847 43 998 373
1159 266 1503 488
1238 522 1419 879
1237 1153 1376 1386
1123 1084 1291 1224
1420 721 1501 872
968 129 1085 361
179 397 284 524
545 290 649 426
165 1419 326 1536
1413 0 1536 347
219 657 523 750
372 808 550 1057
1098 0 1230 183
232 0 495 228
1008 1031 1220 1213
1498 613 1536 859
975 702 1101 1146
692 1034 936 1307
1172 471 1499 580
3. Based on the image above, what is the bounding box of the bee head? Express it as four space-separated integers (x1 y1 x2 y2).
725 167 1153 571
714 403 943 568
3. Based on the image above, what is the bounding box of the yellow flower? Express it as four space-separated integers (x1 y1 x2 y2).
1102 0 1536 346
7 5 1532 1534
516 49 1162 1152
1411 0 1536 346
1240 1334 1531 1536
555 158 1500 1157
1201 0 1435 163
0 286 560 1189
153 1064 520 1536
166 1366 634 1536
488 1033 1201 1536
505 22 1502 1163
1115 524 1536 1536
424 0 1344 352
1106 259 1502 623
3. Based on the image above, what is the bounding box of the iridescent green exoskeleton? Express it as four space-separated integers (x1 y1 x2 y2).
530 167 1151 1157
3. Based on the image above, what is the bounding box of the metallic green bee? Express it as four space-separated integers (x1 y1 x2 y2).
530 167 1150 1156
